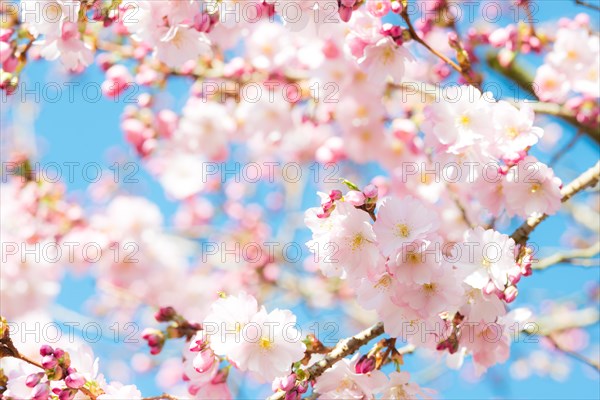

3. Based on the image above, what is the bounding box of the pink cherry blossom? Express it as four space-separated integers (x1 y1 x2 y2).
373 196 439 257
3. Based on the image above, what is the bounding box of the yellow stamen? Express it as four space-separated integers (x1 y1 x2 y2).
350 233 365 250
395 223 410 238
259 337 273 350
374 275 392 290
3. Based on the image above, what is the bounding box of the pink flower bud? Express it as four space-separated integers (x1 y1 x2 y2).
508 270 521 285
272 373 296 392
345 190 366 206
154 306 177 322
355 355 376 374
53 348 65 359
40 345 54 356
0 28 13 41
329 189 343 201
504 286 518 303
341 0 356 7
194 13 211 33
363 184 378 199
391 0 402 13
338 5 353 22
32 383 50 400
193 349 216 373
65 373 85 389
42 355 58 370
59 389 76 400
483 280 497 296
26 372 44 388
0 41 11 64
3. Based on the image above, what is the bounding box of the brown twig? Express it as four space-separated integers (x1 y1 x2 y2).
486 54 600 145
511 161 600 244
533 242 600 270
399 6 463 75
546 334 600 371
549 130 584 167
267 322 386 400
574 0 600 11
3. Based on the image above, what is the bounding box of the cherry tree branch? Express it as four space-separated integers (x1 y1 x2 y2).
268 322 387 400
399 7 463 75
0 322 180 400
574 0 600 11
486 54 600 145
533 242 600 270
546 334 600 371
511 161 600 244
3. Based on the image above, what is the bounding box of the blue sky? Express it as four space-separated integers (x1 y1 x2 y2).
2 0 599 398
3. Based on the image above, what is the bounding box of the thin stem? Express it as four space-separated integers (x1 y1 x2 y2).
486 53 600 145
268 322 386 400
511 161 600 244
549 130 584 167
546 334 600 372
574 0 600 11
533 242 600 270
399 8 463 74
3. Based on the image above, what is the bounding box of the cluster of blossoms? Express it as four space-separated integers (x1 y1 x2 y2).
534 14 599 102
140 294 306 397
1 172 84 320
1 327 142 400
306 185 532 375
423 85 563 219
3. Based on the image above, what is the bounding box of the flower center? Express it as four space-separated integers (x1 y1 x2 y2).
482 257 492 268
507 127 519 139
259 336 273 350
381 46 395 65
405 251 421 265
457 114 471 127
395 223 410 238
422 283 437 294
530 183 541 193
350 233 365 250
374 274 392 290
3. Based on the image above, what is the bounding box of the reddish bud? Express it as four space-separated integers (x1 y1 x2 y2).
354 355 376 374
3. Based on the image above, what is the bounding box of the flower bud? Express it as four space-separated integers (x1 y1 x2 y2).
65 372 86 389
483 280 497 296
272 373 296 392
504 286 518 303
53 348 65 359
154 306 177 322
329 189 343 201
355 355 376 374
31 383 50 400
58 388 77 400
40 345 54 356
193 349 216 373
194 13 211 33
26 372 44 388
363 184 378 199
338 5 353 22
345 190 366 206
42 355 58 370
